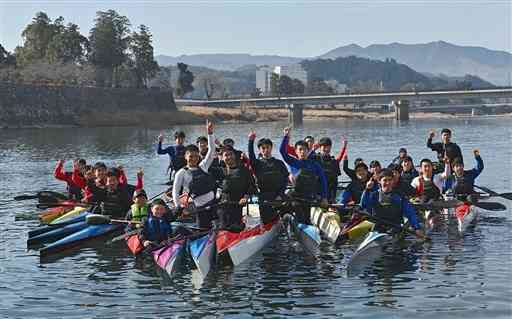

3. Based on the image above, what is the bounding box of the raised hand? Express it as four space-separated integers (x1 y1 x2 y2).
137 168 144 179
283 127 291 137
72 160 79 171
366 178 375 190
207 120 214 135
428 129 435 139
248 129 256 141
158 133 164 143
473 149 480 157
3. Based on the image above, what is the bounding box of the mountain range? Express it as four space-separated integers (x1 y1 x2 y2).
155 41 511 86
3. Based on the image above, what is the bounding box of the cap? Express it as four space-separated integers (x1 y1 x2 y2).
399 148 407 153
318 137 332 146
151 198 166 206
133 189 147 199
369 160 381 168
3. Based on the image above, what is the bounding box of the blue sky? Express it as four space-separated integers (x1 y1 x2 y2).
1 0 510 56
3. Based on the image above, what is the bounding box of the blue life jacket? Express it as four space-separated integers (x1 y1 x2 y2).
144 214 172 242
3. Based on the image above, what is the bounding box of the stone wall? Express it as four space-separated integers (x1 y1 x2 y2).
0 83 176 126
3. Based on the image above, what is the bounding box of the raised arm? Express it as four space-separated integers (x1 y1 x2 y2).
279 129 303 169
247 130 257 164
471 150 484 178
53 160 67 181
335 138 348 162
199 120 216 171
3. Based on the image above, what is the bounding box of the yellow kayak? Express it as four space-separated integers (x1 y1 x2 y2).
310 207 373 243
50 207 88 225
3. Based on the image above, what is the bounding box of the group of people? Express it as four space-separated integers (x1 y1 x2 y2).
52 122 484 247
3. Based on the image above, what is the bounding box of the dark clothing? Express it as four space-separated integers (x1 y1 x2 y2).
393 177 417 198
194 199 218 229
445 155 484 195
342 158 357 181
313 153 341 202
201 151 224 182
217 165 256 230
427 138 463 164
248 139 289 224
361 190 421 231
89 182 133 218
400 169 419 186
139 212 173 243
157 142 186 176
391 155 404 167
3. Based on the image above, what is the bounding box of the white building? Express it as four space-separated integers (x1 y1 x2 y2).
274 64 308 86
256 64 308 95
255 66 274 95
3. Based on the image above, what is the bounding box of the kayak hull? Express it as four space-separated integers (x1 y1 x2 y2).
189 231 216 277
50 207 87 225
152 239 187 277
28 211 90 238
27 221 88 246
39 206 74 224
289 214 321 256
39 223 122 257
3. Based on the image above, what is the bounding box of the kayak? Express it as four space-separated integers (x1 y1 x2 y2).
189 231 217 277
310 207 373 243
454 203 478 234
152 238 187 277
39 223 123 257
287 214 321 256
27 221 88 246
50 207 88 224
28 211 90 238
216 218 281 266
347 230 398 275
126 233 144 255
39 206 74 224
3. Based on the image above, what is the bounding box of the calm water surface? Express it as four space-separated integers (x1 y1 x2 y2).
0 117 511 318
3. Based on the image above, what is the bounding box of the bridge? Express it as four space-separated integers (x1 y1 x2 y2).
175 88 512 126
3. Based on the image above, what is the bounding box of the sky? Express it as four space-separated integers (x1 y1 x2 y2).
1 0 510 57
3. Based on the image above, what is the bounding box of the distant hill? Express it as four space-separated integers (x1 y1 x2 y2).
319 41 511 86
155 53 302 71
156 41 511 86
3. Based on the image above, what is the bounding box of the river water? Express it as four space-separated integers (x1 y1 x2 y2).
0 117 511 318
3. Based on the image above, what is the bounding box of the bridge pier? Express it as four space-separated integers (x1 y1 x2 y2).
288 103 303 127
394 100 410 121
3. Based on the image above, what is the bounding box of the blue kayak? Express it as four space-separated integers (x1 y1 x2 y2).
39 223 123 257
28 212 90 239
27 221 89 246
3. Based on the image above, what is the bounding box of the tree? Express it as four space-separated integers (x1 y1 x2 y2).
16 12 59 66
0 44 16 67
195 73 224 99
129 25 159 88
270 73 280 96
88 10 131 87
47 23 89 64
175 62 194 97
251 88 262 98
306 77 334 95
279 75 294 96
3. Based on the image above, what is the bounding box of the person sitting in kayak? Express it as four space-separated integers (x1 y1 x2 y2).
196 135 223 182
427 128 463 172
369 160 382 181
411 158 450 203
338 157 376 213
217 145 257 232
53 159 86 200
360 169 425 239
89 168 133 218
312 137 343 203
140 198 175 248
400 156 419 186
172 120 218 229
248 130 289 224
157 130 187 182
388 164 417 198
125 188 149 225
343 154 365 182
444 150 484 202
390 148 408 168
279 127 328 225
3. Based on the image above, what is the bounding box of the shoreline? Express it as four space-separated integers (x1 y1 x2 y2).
1 106 511 129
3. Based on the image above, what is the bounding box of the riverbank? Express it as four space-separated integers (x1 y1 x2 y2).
2 105 511 129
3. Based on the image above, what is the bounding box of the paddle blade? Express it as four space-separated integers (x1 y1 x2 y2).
14 194 38 201
85 214 111 225
498 193 512 201
475 201 507 211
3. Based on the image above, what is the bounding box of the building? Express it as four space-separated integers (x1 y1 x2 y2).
255 66 274 95
256 64 308 96
325 80 348 94
274 64 308 86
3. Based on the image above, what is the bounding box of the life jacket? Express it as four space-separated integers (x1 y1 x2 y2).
255 158 287 194
145 214 172 243
418 177 441 202
130 203 149 222
222 166 248 201
68 184 83 201
101 186 130 218
452 172 474 195
315 154 339 189
373 191 403 232
346 180 365 204
187 167 217 198
401 169 418 186
294 168 320 199
170 145 186 171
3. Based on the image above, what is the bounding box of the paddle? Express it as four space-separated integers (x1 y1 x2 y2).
108 228 143 244
36 201 88 209
86 214 140 225
14 191 68 202
472 201 507 211
474 185 512 201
